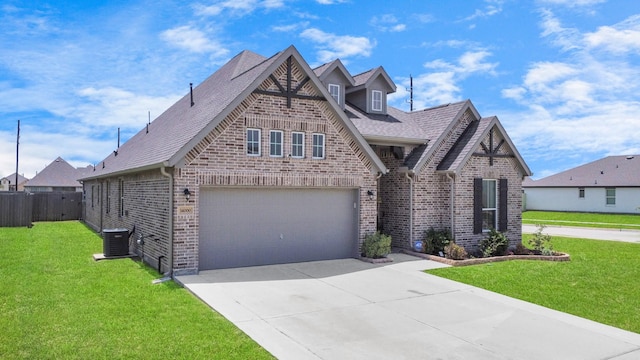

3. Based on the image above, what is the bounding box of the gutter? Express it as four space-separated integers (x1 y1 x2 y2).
403 170 415 249
445 173 455 236
160 165 174 279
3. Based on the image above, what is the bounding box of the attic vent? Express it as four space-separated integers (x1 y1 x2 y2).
627 156 634 160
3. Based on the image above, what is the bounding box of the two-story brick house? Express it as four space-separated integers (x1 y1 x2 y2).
81 45 530 275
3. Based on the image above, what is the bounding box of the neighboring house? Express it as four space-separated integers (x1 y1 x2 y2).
81 45 530 275
523 155 640 214
0 173 28 191
24 157 91 192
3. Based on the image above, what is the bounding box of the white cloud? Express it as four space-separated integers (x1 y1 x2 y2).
584 14 640 54
75 87 181 130
462 0 504 21
537 0 606 7
315 0 348 4
539 9 581 51
300 28 375 63
194 0 285 16
393 50 497 108
498 9 640 178
160 26 229 57
370 14 407 32
272 21 309 32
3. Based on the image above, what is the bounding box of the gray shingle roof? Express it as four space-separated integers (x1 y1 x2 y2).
401 101 471 172
345 103 428 143
83 49 277 179
349 66 396 93
524 155 640 187
25 157 85 188
1 173 28 184
82 46 387 180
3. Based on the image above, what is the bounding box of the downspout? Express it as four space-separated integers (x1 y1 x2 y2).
445 173 455 236
405 171 414 249
160 165 174 278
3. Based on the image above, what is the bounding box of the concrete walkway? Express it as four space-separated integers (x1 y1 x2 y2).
523 224 640 243
176 253 640 360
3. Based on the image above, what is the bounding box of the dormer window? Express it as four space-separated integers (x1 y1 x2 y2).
328 84 340 104
372 90 383 112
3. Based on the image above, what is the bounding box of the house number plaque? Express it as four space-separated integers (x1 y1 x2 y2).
178 206 194 215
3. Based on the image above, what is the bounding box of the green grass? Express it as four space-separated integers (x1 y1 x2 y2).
427 235 640 333
523 210 640 230
0 221 273 360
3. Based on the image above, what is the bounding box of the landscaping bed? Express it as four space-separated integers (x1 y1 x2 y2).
401 249 570 266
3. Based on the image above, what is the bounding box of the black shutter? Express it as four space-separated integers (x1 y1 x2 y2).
499 178 508 231
473 178 483 234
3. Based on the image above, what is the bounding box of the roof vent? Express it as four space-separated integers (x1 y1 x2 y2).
190 83 195 107
626 155 634 160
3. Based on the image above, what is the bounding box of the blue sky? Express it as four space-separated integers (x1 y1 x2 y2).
1 0 639 179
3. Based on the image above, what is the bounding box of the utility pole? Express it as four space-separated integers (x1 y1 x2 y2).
15 120 20 191
407 75 414 112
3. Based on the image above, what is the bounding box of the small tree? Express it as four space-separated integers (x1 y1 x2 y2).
527 224 554 255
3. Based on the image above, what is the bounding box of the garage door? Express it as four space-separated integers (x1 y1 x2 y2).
199 187 359 270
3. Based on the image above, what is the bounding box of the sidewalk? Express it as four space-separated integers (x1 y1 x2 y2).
522 224 640 243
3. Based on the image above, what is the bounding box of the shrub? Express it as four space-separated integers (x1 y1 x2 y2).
527 224 554 254
362 232 392 259
423 228 452 255
444 242 468 260
479 229 509 257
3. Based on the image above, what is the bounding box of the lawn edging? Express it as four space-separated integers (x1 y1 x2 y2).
401 249 570 266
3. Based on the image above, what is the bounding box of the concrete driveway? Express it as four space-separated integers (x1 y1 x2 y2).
176 253 640 360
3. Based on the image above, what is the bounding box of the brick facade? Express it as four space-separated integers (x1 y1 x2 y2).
84 57 379 274
84 170 171 272
82 47 529 273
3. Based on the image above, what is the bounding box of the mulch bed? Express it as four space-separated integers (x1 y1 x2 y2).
401 249 570 267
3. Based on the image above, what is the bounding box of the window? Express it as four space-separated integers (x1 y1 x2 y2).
372 90 383 111
118 179 124 217
91 185 95 208
579 187 585 198
328 84 340 104
606 188 616 205
269 130 283 157
246 128 261 156
312 133 325 159
105 181 110 214
291 132 305 158
482 179 497 231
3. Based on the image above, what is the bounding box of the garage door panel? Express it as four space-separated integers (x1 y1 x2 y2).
199 188 358 270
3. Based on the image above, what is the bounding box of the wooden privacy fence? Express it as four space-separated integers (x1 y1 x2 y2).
0 192 83 227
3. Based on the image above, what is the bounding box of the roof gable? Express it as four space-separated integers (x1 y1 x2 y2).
402 100 477 173
1 173 29 184
26 157 85 187
83 45 387 180
313 59 355 87
436 117 532 177
348 66 396 93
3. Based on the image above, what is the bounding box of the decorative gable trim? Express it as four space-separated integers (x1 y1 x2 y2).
473 128 514 166
253 56 325 108
177 45 387 174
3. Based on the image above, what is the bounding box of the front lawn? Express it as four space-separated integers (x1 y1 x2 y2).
523 210 640 230
0 221 273 360
427 235 640 334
